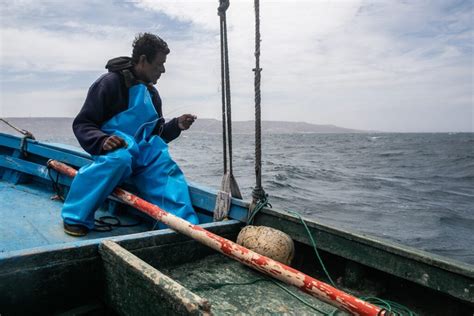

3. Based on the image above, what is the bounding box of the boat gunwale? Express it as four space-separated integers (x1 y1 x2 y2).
255 206 474 277
1 132 473 304
1 132 472 276
0 220 242 274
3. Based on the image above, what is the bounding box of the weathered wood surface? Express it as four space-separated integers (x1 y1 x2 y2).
48 160 384 316
100 240 211 316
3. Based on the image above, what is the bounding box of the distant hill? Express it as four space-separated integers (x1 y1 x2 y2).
0 117 367 134
192 119 366 134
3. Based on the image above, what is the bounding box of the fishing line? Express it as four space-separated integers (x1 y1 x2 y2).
191 276 330 315
247 204 416 315
151 174 171 230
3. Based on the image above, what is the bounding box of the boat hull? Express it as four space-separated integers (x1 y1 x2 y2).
0 132 472 315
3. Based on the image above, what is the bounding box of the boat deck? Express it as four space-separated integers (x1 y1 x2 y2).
0 179 149 254
160 253 347 315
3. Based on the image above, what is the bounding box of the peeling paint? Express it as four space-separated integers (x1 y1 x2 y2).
50 160 384 316
421 273 430 285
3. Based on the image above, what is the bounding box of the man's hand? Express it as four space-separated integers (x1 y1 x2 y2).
102 135 127 152
178 114 197 130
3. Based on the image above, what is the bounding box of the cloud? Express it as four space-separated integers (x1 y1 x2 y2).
0 88 85 117
1 27 131 72
0 0 472 131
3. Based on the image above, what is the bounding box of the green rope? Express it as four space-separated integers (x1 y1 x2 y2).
282 211 417 316
328 296 416 315
191 276 330 315
191 278 265 291
285 210 336 287
266 276 330 315
286 209 417 315
245 196 417 315
247 194 271 224
362 297 417 316
248 196 335 287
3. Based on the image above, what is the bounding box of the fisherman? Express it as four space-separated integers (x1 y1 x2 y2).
62 33 199 236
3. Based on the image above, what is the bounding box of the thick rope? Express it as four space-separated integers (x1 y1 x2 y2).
0 118 35 139
216 3 416 313
253 0 263 192
1 118 36 156
250 0 267 215
0 117 35 139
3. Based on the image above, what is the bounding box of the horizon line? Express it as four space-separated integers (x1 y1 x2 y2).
1 117 472 133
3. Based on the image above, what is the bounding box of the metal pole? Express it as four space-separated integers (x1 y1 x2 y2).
48 159 384 316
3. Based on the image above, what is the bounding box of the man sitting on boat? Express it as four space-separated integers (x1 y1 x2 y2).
61 33 199 236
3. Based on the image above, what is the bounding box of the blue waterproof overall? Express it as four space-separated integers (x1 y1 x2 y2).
62 84 199 229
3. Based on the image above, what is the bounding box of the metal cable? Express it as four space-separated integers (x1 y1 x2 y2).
222 16 234 174
218 0 233 174
219 13 228 174
215 0 242 213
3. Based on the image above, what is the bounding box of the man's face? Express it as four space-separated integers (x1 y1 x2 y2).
136 52 167 85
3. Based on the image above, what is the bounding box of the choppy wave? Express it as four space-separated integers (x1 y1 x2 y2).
178 132 474 264
2 120 473 264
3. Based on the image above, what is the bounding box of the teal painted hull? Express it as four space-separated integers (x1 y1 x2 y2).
0 132 472 315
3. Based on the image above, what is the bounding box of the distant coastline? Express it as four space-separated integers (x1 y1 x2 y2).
192 119 371 134
1 117 373 134
3 117 472 133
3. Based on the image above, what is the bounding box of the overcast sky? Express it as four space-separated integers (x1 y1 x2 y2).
0 0 472 132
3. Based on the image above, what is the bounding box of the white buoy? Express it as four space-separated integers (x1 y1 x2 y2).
237 225 295 265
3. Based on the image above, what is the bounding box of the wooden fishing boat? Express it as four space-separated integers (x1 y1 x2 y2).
0 132 473 315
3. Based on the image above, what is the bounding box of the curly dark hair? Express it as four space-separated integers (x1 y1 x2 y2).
131 33 170 64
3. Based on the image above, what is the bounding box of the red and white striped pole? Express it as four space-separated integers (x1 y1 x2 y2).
48 159 385 316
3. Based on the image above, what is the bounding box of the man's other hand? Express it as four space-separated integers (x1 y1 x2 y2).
102 135 127 152
178 114 197 130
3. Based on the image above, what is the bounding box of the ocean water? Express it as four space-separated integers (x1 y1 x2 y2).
1 118 473 265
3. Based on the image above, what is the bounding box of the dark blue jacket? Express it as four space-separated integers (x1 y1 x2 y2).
73 58 181 155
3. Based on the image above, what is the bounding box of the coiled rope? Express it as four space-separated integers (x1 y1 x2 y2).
247 193 271 224
47 163 141 232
